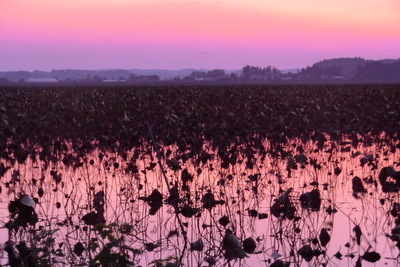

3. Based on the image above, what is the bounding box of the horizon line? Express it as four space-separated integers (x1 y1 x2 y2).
1 56 399 73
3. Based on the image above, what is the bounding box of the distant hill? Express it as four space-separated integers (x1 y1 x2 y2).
1 57 399 83
355 60 400 82
0 71 38 82
298 57 400 82
0 68 213 82
299 57 367 80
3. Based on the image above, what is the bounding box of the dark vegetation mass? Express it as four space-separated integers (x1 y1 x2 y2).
0 84 400 266
0 84 399 164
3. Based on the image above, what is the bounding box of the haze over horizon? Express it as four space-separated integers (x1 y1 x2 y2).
1 0 399 72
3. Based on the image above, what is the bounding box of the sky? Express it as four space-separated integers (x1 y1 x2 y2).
1 0 399 71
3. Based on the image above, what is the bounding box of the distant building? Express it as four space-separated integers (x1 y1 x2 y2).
27 78 58 83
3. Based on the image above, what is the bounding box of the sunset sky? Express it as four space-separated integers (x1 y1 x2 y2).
1 0 399 71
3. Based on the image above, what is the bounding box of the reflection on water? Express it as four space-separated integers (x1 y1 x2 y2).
0 136 399 266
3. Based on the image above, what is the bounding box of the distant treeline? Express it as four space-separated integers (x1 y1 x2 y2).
1 57 400 84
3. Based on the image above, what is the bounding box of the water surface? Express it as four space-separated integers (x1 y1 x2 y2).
0 135 399 266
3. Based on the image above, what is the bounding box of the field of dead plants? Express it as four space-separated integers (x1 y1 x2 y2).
0 84 399 266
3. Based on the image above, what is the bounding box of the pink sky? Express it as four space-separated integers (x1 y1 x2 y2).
1 0 399 71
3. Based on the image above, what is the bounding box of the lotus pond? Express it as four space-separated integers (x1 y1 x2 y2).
0 85 399 266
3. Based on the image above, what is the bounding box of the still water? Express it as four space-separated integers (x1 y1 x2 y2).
0 135 399 266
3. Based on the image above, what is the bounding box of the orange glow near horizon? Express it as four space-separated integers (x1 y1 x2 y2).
1 0 399 70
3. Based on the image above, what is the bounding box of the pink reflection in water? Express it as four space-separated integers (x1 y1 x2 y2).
0 137 399 266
